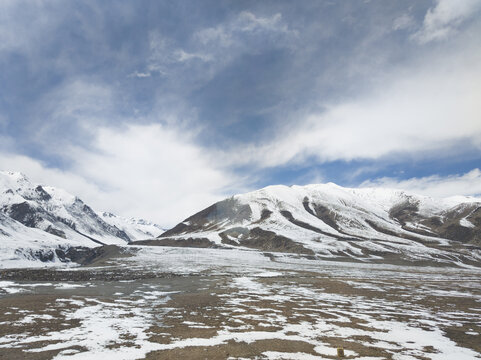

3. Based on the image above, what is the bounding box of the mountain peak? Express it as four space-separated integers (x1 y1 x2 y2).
0 170 164 257
157 183 481 266
0 170 32 189
0 170 28 179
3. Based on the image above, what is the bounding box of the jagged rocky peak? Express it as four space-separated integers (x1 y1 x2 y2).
1 171 29 183
97 211 165 240
0 171 163 249
102 212 116 218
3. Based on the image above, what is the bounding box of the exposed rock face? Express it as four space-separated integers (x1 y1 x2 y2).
133 237 217 248
234 227 315 255
6 201 45 228
12 245 136 267
158 183 481 266
162 198 252 237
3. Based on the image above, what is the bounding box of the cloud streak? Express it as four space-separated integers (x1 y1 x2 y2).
361 168 481 198
144 10 296 79
195 11 294 45
221 25 481 168
413 0 481 43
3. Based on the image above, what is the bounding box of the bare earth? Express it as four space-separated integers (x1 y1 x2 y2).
0 246 480 360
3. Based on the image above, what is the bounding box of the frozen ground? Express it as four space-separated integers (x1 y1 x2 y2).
0 246 480 359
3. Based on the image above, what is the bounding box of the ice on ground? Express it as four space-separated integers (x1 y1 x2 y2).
54 283 86 289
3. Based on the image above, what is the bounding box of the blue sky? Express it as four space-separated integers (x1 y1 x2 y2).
1 0 480 226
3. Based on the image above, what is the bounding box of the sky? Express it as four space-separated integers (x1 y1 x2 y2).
1 0 480 227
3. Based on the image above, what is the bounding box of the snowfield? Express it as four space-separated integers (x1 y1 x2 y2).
1 173 481 358
0 246 480 359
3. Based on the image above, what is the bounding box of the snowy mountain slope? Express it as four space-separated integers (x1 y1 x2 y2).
0 211 84 267
0 171 129 245
98 212 165 240
0 171 164 266
158 183 481 266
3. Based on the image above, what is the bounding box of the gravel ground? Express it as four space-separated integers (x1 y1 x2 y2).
1 246 480 360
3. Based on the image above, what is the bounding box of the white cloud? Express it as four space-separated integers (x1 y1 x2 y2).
0 75 235 226
130 71 151 78
195 25 233 47
235 12 287 33
175 49 212 63
146 32 213 75
195 11 294 46
392 14 415 31
0 124 237 227
413 0 481 43
146 32 173 74
70 124 234 225
222 31 481 168
360 169 481 198
144 11 296 79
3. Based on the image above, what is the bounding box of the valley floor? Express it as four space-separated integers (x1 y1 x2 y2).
0 247 480 360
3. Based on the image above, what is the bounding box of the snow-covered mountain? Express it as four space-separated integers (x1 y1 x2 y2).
3 171 480 267
0 171 164 265
155 183 481 266
98 212 165 240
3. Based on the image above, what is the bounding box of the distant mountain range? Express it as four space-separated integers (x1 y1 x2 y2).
148 183 481 267
0 171 164 265
1 171 480 267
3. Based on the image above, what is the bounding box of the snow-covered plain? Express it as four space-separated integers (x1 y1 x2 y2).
0 246 480 359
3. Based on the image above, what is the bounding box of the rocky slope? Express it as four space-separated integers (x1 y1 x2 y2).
154 183 481 266
0 171 163 265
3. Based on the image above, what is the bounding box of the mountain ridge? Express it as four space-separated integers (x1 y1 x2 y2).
2 171 480 267
0 171 164 265
154 183 481 267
